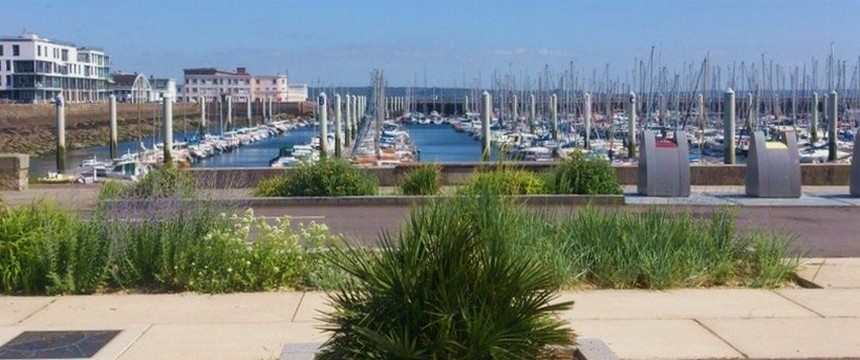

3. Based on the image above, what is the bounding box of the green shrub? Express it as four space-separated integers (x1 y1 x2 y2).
0 202 109 295
254 158 378 197
254 174 291 197
459 168 546 196
318 195 575 359
105 204 344 293
168 209 343 293
546 151 622 194
99 166 196 200
398 163 442 195
106 203 221 290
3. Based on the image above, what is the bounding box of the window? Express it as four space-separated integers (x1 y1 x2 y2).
255 79 260 84
12 45 20 56
6 60 11 72
37 46 41 56
0 45 3 56
272 79 276 84
61 49 68 61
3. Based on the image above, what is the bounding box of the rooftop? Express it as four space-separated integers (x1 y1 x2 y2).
183 67 252 77
0 33 104 52
110 73 146 87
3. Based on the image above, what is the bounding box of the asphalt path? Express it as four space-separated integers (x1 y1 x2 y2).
4 186 859 257
251 204 860 257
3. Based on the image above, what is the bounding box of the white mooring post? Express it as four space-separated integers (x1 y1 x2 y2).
481 91 492 161
628 92 637 158
55 94 66 173
109 94 118 159
334 94 343 158
810 92 819 142
724 88 736 164
163 95 174 164
318 93 328 158
828 90 838 161
584 92 592 149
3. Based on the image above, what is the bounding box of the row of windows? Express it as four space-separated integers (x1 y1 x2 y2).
184 77 284 85
186 78 251 85
1 74 107 90
0 59 107 79
185 87 251 95
0 45 20 57
1 44 107 64
31 45 69 61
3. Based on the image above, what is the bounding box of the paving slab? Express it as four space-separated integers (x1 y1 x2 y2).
574 319 742 359
293 292 333 323
624 193 736 206
810 192 860 206
706 192 853 206
807 257 860 288
776 289 860 317
700 318 860 359
117 322 325 360
555 289 817 320
794 258 826 287
0 297 54 326
0 325 148 360
22 293 303 327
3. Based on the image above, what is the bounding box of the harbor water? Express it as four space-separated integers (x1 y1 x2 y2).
28 123 485 177
405 123 500 162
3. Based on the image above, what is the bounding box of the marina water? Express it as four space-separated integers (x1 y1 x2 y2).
28 123 485 177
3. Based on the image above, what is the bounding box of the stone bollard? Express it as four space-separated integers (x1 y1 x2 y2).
0 154 29 191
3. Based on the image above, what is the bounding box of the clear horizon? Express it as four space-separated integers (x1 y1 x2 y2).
5 0 860 88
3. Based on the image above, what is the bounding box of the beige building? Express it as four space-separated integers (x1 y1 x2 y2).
252 74 287 102
182 67 252 102
287 84 309 102
182 67 306 103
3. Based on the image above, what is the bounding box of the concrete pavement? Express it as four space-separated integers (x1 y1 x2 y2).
1 258 859 360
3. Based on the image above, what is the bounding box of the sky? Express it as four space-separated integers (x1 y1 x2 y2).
4 0 860 87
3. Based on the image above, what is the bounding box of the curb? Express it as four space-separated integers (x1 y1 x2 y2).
98 194 625 209
280 338 619 360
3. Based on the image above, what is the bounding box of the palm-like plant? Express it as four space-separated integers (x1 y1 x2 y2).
318 195 575 359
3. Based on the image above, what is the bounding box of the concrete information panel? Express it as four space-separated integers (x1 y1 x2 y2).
851 130 860 197
746 131 801 198
637 130 691 197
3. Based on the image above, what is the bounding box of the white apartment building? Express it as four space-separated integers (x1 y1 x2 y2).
182 67 307 103
182 67 253 102
0 33 110 103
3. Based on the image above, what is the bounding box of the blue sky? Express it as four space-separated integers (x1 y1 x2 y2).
4 0 859 87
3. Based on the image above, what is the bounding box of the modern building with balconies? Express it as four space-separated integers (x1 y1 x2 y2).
0 33 110 103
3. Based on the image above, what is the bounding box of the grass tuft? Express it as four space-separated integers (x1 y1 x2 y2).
397 163 442 195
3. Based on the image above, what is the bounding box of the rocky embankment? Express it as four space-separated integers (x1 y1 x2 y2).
0 101 314 155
